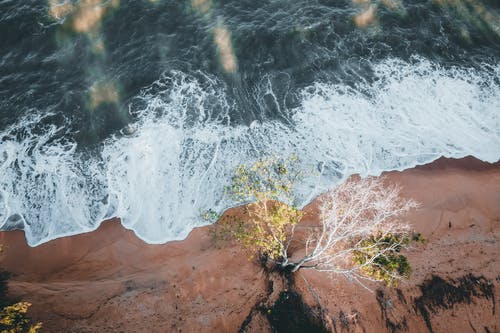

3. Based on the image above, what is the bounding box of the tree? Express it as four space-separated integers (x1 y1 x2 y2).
0 245 42 333
216 156 303 261
215 156 418 285
0 302 42 333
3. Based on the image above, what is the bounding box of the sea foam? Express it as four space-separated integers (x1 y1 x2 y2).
1 58 499 246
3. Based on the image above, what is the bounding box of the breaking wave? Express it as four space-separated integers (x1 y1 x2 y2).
1 58 499 245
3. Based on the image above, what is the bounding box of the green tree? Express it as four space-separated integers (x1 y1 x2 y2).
216 156 302 262
0 302 42 333
0 245 42 333
215 156 418 285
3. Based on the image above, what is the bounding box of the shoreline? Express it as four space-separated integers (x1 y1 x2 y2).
1 155 499 332
5 154 500 249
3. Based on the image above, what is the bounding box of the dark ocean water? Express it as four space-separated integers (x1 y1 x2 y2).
0 0 499 245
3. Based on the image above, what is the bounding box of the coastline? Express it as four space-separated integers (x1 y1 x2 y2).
1 156 499 332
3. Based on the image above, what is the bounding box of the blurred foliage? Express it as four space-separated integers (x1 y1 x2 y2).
0 245 42 332
0 302 42 333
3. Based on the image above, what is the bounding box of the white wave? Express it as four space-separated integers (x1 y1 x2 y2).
294 59 500 184
0 58 499 246
0 116 110 243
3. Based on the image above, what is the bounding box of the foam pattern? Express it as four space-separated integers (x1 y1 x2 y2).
0 59 498 245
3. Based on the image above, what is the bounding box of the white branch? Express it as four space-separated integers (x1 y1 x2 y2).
289 176 418 283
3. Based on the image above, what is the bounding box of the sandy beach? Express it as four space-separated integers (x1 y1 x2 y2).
1 156 499 332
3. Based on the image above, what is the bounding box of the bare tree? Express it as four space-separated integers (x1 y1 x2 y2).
215 157 418 285
282 176 418 285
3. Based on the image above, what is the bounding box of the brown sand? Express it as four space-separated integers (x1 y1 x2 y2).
1 156 499 332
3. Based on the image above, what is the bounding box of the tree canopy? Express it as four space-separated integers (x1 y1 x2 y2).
214 156 418 286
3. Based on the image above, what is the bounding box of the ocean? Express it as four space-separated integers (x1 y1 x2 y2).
0 0 499 245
